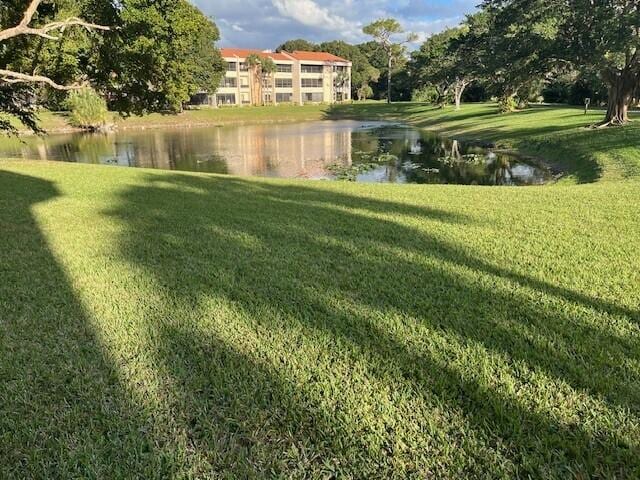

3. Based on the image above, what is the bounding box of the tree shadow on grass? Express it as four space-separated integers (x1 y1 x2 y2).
104 173 640 478
0 171 162 478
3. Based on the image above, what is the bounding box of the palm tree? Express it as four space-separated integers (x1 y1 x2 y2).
334 71 349 102
246 54 277 106
261 57 277 106
245 54 263 106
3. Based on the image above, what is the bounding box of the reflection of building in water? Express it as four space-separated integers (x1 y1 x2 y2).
208 123 353 178
82 122 355 178
1 121 357 178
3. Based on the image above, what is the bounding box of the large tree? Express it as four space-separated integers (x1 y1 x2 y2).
363 18 417 103
0 0 110 133
0 0 224 132
97 0 224 114
483 0 640 125
411 27 476 109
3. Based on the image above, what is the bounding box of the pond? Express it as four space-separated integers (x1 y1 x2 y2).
1 120 554 185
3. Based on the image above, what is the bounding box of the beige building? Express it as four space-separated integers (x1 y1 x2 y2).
198 48 351 106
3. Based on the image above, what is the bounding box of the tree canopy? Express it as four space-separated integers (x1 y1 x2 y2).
275 38 316 53
481 0 640 124
0 0 224 132
97 0 224 114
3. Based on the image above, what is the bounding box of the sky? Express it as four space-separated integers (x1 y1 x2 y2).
191 0 478 50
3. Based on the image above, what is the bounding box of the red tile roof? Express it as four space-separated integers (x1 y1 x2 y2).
220 48 292 61
289 51 350 63
220 48 350 63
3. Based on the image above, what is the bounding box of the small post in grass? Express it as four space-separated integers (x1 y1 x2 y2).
584 97 591 115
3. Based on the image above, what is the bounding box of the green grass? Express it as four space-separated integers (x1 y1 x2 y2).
330 102 640 183
10 104 332 133
1 103 640 478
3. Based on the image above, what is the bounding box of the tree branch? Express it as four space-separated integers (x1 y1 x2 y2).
0 0 110 42
0 69 85 90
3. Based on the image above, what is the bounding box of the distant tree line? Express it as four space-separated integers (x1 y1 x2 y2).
283 0 639 125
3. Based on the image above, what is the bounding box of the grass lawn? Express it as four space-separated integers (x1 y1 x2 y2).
10 104 332 134
1 103 639 478
330 102 640 183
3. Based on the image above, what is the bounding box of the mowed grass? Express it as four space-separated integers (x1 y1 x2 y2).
1 103 640 478
7 104 332 134
330 102 640 183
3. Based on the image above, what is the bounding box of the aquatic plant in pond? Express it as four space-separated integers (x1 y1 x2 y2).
327 152 399 181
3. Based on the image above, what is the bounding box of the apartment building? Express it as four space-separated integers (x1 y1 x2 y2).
197 48 352 106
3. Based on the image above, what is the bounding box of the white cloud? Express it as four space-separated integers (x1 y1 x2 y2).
192 0 478 49
271 0 357 32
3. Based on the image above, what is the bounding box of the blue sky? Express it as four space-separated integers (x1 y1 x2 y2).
191 0 478 50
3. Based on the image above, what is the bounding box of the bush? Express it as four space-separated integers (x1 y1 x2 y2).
542 81 570 103
411 86 439 103
65 88 110 131
568 75 608 106
498 95 518 113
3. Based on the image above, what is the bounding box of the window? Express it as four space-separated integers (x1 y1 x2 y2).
221 77 237 88
276 64 292 73
301 64 323 73
334 65 348 73
217 93 236 105
226 62 237 71
239 62 248 71
241 93 250 104
240 77 249 88
304 92 324 103
301 78 323 88
275 78 293 88
276 92 293 103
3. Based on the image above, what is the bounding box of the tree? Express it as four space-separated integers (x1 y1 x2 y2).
0 0 109 89
261 57 277 106
357 84 373 101
0 0 225 132
482 0 640 125
246 54 276 106
411 28 461 107
411 20 481 110
0 0 109 133
276 39 317 53
362 18 417 103
318 40 379 100
97 0 225 113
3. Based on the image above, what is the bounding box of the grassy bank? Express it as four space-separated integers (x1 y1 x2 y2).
2 103 640 478
330 102 640 183
14 104 331 133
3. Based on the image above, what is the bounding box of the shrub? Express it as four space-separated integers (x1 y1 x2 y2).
498 95 518 113
411 86 439 103
65 88 110 131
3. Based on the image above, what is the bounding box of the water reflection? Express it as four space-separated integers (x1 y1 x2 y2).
0 121 553 185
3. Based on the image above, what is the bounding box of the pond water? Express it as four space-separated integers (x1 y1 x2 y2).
1 120 553 185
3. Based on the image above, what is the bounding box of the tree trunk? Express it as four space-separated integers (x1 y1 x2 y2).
437 85 448 109
387 55 392 104
602 69 637 126
454 81 468 111
272 74 276 106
